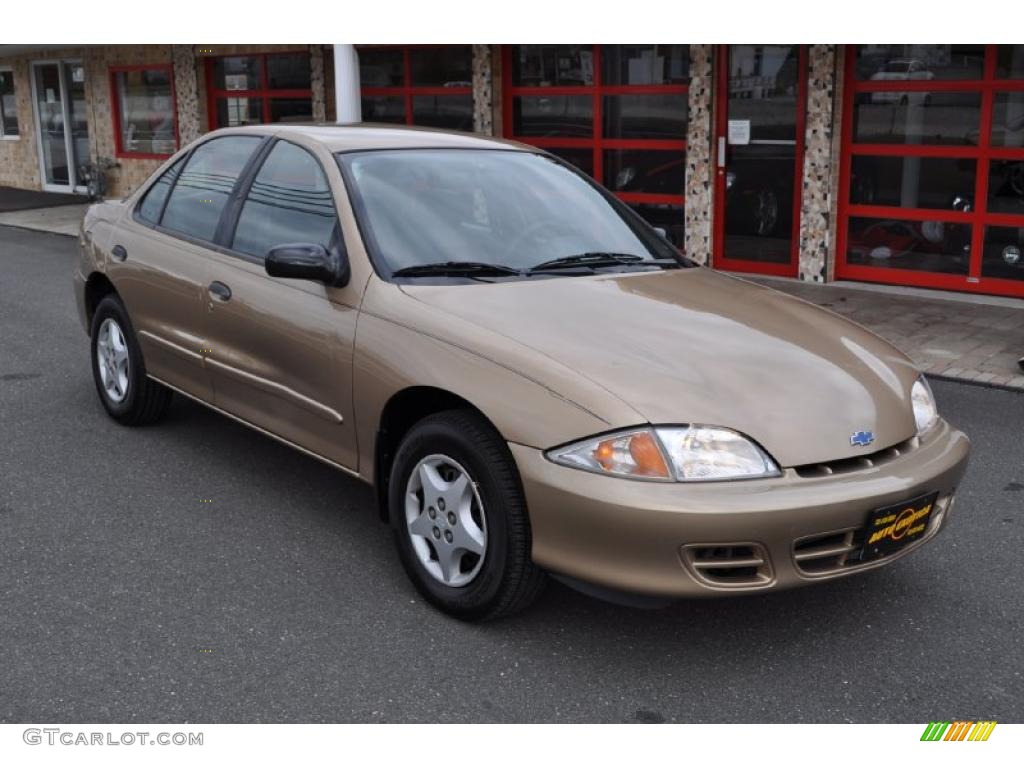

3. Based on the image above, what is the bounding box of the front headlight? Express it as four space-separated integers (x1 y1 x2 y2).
911 376 939 435
547 425 781 482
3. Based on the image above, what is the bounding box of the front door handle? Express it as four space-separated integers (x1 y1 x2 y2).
111 244 127 261
208 281 232 301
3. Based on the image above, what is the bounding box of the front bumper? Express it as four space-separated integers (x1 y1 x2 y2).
512 419 970 597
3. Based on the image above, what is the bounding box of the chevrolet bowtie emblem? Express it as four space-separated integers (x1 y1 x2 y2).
850 430 875 447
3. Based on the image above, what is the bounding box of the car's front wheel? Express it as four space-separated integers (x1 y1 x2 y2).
90 294 172 425
389 410 546 621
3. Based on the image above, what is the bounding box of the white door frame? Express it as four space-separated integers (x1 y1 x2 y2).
29 58 88 194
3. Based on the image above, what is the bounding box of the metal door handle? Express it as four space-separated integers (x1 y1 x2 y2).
208 281 232 301
111 244 127 261
717 136 727 169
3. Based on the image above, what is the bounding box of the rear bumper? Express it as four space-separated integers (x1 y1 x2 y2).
512 419 970 597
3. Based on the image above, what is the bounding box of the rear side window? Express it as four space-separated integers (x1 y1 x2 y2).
231 141 338 258
137 157 184 224
161 136 262 242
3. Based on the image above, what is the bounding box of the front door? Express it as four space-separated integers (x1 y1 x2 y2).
202 139 360 471
30 61 90 193
714 45 807 276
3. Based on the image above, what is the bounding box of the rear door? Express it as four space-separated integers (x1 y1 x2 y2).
201 138 360 471
109 135 264 400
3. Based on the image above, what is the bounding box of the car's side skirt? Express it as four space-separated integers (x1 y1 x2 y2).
147 374 363 481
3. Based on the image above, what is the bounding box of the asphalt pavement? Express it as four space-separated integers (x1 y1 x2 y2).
1 225 1022 723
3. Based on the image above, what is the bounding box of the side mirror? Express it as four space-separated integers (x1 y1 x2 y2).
653 226 668 239
265 243 350 288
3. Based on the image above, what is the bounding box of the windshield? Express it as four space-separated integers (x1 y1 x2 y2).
336 148 685 277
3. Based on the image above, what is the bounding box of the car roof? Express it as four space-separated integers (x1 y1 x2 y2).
207 122 541 154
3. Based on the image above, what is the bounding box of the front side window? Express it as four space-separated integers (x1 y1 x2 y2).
208 53 313 128
231 141 338 258
161 136 262 241
339 148 682 276
111 66 177 157
0 68 19 137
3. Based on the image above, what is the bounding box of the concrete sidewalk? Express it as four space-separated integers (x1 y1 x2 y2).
0 203 89 237
751 275 1024 390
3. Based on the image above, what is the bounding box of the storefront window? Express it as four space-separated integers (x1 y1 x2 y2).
854 45 985 81
0 68 20 137
359 46 473 132
207 53 313 128
505 44 689 248
839 45 1024 296
111 66 176 157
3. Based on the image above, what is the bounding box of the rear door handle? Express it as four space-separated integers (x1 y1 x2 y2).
111 244 127 261
208 281 232 301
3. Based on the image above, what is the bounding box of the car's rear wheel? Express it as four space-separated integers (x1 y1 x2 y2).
389 410 546 621
90 294 172 425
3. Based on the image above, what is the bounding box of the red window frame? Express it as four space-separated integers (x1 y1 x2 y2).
358 44 473 126
501 44 688 213
836 44 1024 299
109 63 179 160
205 51 313 130
712 45 808 278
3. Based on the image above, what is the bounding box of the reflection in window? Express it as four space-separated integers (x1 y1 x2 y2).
629 203 686 248
359 48 404 87
601 45 689 85
995 45 1024 79
513 95 592 137
604 149 685 196
852 92 980 145
0 69 19 137
727 45 800 142
850 156 976 210
846 217 970 275
113 68 176 155
982 226 1024 281
412 94 473 132
361 95 405 123
855 45 985 81
410 47 472 87
987 160 1024 215
233 141 337 259
161 136 262 241
358 46 473 130
512 45 594 86
991 92 1024 148
208 54 313 128
603 93 687 140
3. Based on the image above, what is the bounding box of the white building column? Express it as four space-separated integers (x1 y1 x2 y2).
333 44 361 123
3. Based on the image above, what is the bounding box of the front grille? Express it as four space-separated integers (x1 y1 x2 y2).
680 543 773 588
793 436 919 479
793 494 953 575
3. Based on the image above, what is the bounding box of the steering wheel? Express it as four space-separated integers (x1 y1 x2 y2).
502 219 577 261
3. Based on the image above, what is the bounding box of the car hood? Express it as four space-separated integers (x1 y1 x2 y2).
399 268 921 467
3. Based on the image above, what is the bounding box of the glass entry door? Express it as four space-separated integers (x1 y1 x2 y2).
31 61 90 192
714 45 806 275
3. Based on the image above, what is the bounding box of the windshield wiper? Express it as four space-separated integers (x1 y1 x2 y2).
527 252 677 273
391 261 524 278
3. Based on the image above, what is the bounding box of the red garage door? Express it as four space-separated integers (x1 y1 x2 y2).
502 45 689 248
837 44 1024 298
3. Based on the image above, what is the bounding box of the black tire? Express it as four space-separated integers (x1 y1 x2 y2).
90 293 172 426
389 409 546 621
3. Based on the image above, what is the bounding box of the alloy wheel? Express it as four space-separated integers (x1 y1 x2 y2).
405 454 488 587
96 317 130 403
